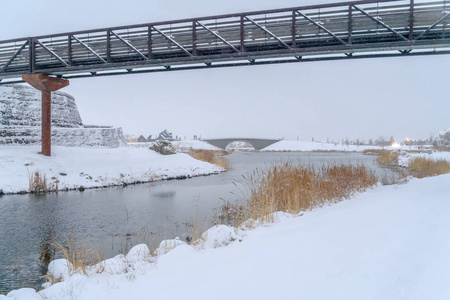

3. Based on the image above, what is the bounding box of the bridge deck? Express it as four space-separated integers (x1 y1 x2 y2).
1 0 450 83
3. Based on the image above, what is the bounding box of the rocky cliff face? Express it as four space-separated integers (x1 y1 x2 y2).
0 84 83 127
0 84 126 147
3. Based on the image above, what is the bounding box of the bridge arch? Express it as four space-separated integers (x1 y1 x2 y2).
202 138 279 151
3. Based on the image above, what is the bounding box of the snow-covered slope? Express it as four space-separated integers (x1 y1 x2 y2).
3 174 449 299
262 140 425 152
0 145 223 194
129 140 222 152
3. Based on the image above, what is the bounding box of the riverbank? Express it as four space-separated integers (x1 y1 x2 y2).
3 173 449 300
0 146 224 194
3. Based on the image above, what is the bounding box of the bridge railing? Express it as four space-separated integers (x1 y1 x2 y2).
1 0 449 82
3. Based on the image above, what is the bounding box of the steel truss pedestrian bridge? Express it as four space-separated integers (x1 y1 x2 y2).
1 0 449 156
0 0 449 84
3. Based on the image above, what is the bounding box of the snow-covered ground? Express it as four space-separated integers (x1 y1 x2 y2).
2 173 449 300
129 140 221 152
0 146 223 194
261 140 429 152
398 150 450 167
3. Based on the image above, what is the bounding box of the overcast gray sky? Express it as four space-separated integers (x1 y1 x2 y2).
2 0 449 141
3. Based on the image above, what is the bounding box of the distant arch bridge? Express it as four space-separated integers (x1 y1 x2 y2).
202 138 279 150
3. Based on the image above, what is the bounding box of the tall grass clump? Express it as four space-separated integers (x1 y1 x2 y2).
28 171 48 193
408 157 450 178
50 236 103 276
376 150 399 166
244 163 377 224
188 149 230 169
433 145 450 152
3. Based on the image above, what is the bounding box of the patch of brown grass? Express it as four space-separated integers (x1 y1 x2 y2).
188 149 230 169
50 236 103 276
433 145 450 152
228 163 377 225
408 157 450 178
28 171 48 193
376 150 399 166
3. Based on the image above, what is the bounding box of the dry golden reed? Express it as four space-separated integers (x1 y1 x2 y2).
50 236 103 276
376 150 399 166
188 149 230 169
408 157 450 178
433 145 450 152
28 171 47 193
240 163 377 224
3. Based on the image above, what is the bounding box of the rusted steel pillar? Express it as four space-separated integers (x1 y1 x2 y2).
21 74 69 156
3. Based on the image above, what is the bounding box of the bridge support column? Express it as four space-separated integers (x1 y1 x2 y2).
22 74 69 156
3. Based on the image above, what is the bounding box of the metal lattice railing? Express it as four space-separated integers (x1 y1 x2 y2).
0 0 449 83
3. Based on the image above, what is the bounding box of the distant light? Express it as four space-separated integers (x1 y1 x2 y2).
405 137 411 142
391 142 401 148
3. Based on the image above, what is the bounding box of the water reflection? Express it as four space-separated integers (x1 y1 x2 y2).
151 189 177 200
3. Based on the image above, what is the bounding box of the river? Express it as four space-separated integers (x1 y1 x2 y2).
0 151 389 294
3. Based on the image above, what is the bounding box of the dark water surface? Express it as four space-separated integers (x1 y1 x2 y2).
0 151 387 294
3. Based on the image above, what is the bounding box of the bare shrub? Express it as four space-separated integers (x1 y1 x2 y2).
149 140 177 155
188 149 230 169
408 157 450 178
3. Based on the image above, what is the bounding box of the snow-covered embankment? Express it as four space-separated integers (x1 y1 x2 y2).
0 146 223 194
3 173 450 300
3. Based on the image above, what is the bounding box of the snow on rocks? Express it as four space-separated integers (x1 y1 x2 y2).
47 259 73 283
197 225 243 249
155 237 188 256
2 288 41 300
0 145 224 194
0 84 126 147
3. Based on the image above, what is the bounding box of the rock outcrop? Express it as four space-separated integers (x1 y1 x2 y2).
0 84 126 147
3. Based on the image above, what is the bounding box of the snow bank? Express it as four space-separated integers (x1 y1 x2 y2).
398 150 450 167
262 140 427 152
172 140 222 152
3 173 450 299
0 145 223 194
129 140 221 152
